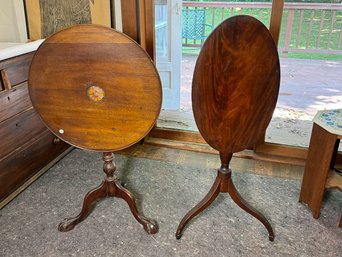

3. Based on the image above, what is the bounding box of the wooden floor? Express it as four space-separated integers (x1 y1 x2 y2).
117 141 305 181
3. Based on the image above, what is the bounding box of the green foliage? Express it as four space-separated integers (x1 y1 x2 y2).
182 3 342 60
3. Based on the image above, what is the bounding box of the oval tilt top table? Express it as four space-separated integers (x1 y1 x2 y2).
176 16 280 241
28 25 162 234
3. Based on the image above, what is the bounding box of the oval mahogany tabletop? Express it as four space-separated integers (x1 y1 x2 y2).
192 15 280 154
29 25 162 151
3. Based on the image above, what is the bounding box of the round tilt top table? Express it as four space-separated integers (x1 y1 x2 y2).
28 25 162 234
176 15 280 241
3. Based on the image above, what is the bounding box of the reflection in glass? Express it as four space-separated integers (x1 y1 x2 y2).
155 2 168 60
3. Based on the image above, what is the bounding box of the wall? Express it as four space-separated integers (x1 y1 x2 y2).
0 0 27 42
0 0 123 43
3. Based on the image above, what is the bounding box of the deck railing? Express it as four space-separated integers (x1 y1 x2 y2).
182 1 342 57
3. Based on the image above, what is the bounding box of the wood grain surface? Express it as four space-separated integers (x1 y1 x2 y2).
29 25 162 151
0 129 70 202
0 53 34 89
299 123 340 218
192 15 280 154
0 108 46 160
121 0 138 41
0 83 32 123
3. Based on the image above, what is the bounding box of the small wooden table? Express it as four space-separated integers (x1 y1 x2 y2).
176 16 280 241
299 109 342 227
28 25 162 234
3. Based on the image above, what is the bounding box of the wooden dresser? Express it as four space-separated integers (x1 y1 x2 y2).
0 49 71 207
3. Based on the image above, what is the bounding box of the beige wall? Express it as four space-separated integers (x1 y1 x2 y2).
0 0 122 42
0 0 27 42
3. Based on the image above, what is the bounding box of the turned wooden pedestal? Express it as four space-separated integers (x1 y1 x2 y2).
58 152 158 234
28 25 162 234
176 154 274 241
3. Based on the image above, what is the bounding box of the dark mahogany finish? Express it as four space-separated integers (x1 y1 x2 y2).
28 25 162 234
0 52 70 204
58 152 158 234
176 16 280 241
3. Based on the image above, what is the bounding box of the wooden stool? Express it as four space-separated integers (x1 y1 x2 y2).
175 16 280 241
28 25 162 234
299 109 342 226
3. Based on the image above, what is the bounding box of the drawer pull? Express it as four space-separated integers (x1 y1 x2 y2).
53 137 61 145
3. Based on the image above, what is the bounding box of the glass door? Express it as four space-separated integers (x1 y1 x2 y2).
155 0 182 110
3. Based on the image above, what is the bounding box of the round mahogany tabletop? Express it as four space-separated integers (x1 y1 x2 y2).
28 25 162 152
192 15 280 154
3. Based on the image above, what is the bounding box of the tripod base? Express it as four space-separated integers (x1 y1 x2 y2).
176 165 274 241
58 152 158 234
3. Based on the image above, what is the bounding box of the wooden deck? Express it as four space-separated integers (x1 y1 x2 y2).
182 2 342 57
158 55 342 148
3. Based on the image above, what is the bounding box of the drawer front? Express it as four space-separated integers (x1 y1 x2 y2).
0 74 3 91
0 83 32 123
0 52 34 88
0 108 47 160
0 130 70 202
4 60 31 87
